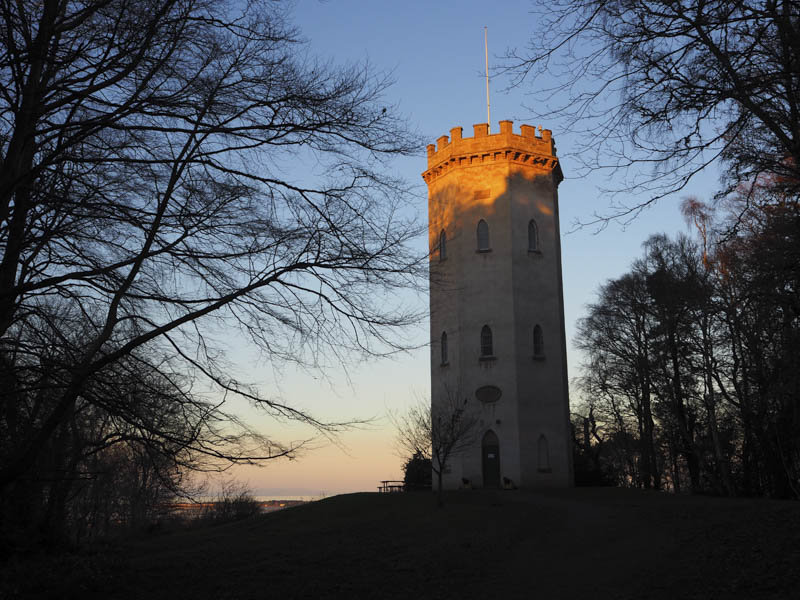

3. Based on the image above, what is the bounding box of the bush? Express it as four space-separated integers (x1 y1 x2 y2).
200 482 261 523
403 452 432 491
573 446 615 487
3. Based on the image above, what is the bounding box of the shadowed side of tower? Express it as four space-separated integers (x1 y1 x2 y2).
423 120 573 489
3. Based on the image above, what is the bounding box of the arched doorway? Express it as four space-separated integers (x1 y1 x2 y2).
482 430 501 488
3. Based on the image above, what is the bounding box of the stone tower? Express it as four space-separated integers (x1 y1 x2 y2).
423 120 573 489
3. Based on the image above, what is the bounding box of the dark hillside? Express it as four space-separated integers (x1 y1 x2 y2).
4 489 799 599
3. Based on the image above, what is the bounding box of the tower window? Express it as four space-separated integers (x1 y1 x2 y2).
477 219 490 251
480 325 493 357
533 324 544 358
441 331 448 365
438 229 447 261
528 219 539 252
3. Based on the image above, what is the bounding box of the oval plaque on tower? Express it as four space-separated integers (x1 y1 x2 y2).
475 385 502 404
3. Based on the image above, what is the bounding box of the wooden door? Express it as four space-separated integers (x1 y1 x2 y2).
482 430 501 488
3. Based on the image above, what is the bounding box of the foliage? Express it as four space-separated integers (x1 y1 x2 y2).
402 451 432 491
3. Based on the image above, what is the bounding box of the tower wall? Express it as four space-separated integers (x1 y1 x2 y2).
424 120 573 489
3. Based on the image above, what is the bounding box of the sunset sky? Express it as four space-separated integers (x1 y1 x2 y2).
227 0 721 497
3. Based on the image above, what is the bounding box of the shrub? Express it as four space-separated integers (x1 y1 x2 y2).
403 451 432 491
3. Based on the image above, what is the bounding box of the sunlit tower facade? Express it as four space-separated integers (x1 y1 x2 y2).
423 120 573 489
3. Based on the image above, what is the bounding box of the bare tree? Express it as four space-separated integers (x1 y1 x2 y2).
394 402 433 463
395 393 479 507
575 215 800 499
576 270 660 489
0 0 422 535
712 186 800 498
504 0 800 224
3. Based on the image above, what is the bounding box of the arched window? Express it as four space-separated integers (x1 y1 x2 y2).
528 219 539 251
438 229 447 261
441 331 448 365
476 219 490 251
533 324 544 357
538 434 551 472
480 325 493 357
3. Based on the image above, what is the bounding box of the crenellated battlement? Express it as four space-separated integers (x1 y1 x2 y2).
422 120 560 184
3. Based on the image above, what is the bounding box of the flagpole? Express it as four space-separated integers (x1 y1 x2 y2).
485 26 491 133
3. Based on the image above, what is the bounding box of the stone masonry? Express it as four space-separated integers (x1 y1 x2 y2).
424 120 573 489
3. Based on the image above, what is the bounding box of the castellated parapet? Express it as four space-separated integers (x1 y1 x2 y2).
422 120 562 185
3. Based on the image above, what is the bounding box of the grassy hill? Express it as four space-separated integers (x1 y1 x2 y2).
4 488 800 599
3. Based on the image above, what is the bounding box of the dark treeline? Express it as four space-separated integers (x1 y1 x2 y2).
573 188 800 499
2 322 200 550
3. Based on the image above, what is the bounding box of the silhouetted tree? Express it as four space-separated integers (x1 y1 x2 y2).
0 0 421 547
575 214 800 499
576 268 661 489
402 451 432 491
201 480 261 523
571 405 614 486
394 394 478 507
506 0 800 222
712 185 800 498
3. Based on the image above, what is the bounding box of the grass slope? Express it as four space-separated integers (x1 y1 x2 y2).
6 488 800 599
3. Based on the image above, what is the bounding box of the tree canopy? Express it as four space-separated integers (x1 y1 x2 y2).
574 192 799 497
0 0 422 548
506 0 800 222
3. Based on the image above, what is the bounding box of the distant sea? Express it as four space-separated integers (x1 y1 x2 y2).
253 495 322 502
171 495 321 517
192 494 323 503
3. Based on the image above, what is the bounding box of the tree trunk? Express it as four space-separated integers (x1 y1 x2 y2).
667 327 702 493
701 312 735 495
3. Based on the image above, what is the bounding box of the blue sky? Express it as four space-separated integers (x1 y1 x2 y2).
229 0 721 496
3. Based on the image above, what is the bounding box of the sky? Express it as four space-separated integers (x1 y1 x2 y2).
227 0 722 497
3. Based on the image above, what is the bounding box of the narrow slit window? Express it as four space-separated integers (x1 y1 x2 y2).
441 331 448 364
533 324 544 357
480 325 493 357
439 229 447 261
477 219 490 251
528 219 539 251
